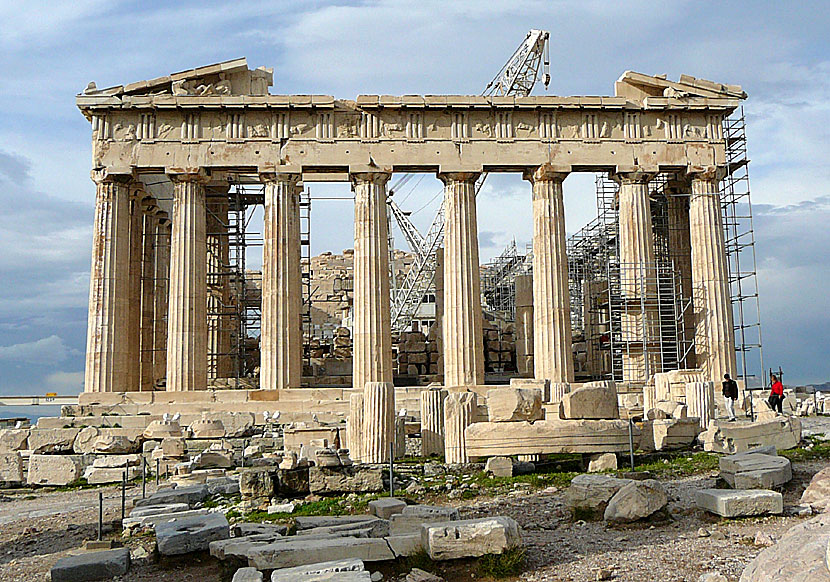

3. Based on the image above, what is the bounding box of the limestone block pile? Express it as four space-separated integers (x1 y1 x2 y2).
465 383 640 458
482 319 516 373
394 330 440 377
331 326 353 359
640 399 702 452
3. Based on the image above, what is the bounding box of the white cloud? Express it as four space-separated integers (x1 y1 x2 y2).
0 335 76 364
44 370 84 394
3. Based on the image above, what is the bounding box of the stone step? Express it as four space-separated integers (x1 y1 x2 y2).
695 488 783 517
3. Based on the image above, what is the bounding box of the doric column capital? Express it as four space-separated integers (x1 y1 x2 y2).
610 170 657 185
437 172 480 185
259 171 302 185
522 164 569 183
686 165 727 183
90 167 133 185
166 167 209 184
350 171 391 189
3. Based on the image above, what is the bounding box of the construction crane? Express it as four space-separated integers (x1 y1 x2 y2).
388 29 551 333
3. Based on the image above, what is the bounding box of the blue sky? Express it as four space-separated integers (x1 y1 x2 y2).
0 0 828 398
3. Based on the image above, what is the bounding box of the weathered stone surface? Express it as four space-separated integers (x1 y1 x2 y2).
444 391 477 464
94 433 140 454
84 465 139 484
190 418 226 438
207 476 240 496
232 523 289 538
247 537 395 570
92 454 140 468
560 384 618 420
646 418 702 451
604 479 667 523
240 467 277 501
486 388 543 422
465 419 639 457
210 534 285 561
739 510 830 582
278 467 310 497
129 503 190 518
587 452 617 472
134 484 209 508
144 420 183 439
123 508 211 529
270 558 365 582
28 428 80 454
368 497 406 519
695 489 783 518
421 516 521 560
485 456 513 477
193 450 232 469
50 547 130 582
0 452 23 484
405 568 445 582
719 453 792 489
390 506 459 535
294 515 380 531
161 437 187 458
155 512 229 556
204 412 255 438
702 416 801 454
0 429 28 452
232 567 263 582
27 454 84 486
309 465 384 495
801 467 830 510
564 474 633 518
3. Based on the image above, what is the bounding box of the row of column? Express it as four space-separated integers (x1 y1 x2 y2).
85 164 735 393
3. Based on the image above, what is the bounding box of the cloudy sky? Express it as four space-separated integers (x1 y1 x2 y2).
0 0 827 403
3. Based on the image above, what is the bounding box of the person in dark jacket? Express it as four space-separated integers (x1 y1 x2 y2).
722 373 739 421
769 374 784 414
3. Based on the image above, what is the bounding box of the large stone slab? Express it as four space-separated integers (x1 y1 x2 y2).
124 508 210 529
801 467 830 511
719 452 792 489
0 429 28 452
695 488 783 517
294 515 380 531
0 452 23 484
702 416 801 454
560 384 618 420
134 484 209 508
294 518 389 539
390 505 460 535
486 388 543 422
368 497 406 519
604 479 667 523
129 503 190 518
28 428 80 453
739 510 830 582
421 516 521 560
50 548 130 582
210 534 286 561
564 474 633 519
646 418 702 451
246 537 396 570
84 465 140 484
308 465 384 495
465 419 639 457
155 512 229 556
270 558 365 582
27 454 85 486
232 567 263 582
92 454 141 468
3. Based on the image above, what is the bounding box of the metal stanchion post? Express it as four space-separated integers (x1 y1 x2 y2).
627 419 635 470
97 491 103 541
389 441 394 497
156 458 160 488
121 473 126 524
142 457 146 499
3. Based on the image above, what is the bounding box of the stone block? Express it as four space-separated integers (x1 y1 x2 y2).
28 428 80 453
144 420 183 439
270 559 365 582
0 452 23 484
240 467 276 501
134 484 209 508
719 453 792 489
247 537 395 570
421 516 521 560
27 454 84 486
0 429 28 452
232 567 263 582
604 479 667 523
161 437 187 458
695 488 783 518
92 454 141 468
564 474 633 518
486 388 543 422
390 506 459 535
84 465 140 484
294 515 382 531
190 419 226 438
485 456 513 477
155 512 230 556
651 418 702 451
308 465 384 495
129 503 190 518
560 384 619 420
465 419 639 457
368 497 406 519
193 450 232 469
94 432 141 454
587 452 617 472
123 508 211 529
50 547 130 582
386 533 423 557
801 466 830 510
702 416 801 454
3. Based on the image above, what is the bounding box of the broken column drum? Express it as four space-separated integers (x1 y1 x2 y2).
362 381 395 464
347 392 365 462
444 392 477 464
686 381 715 430
420 387 448 457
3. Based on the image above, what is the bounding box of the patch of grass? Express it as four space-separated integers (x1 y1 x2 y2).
781 436 830 463
225 508 241 520
469 468 579 493
241 494 382 524
404 548 438 573
622 452 719 479
55 478 98 491
476 546 526 578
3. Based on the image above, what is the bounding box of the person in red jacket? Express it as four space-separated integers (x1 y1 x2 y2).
769 374 784 414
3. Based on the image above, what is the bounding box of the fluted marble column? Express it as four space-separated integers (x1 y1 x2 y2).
440 172 484 387
420 387 448 456
153 216 170 387
206 187 232 381
363 381 395 463
685 381 715 430
526 165 574 383
125 190 145 391
689 170 736 383
347 392 365 461
139 204 159 391
166 169 208 391
444 391 477 464
615 172 659 382
84 170 132 393
351 172 393 388
666 178 696 368
260 173 303 390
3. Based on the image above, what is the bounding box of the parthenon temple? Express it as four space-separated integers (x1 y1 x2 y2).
74 57 753 460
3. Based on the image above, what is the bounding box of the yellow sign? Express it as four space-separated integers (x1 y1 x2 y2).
45 392 57 397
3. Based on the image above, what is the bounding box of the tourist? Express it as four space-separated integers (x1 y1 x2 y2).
769 374 785 413
722 374 739 421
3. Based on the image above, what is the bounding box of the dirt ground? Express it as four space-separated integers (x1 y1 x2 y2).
3 417 828 582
